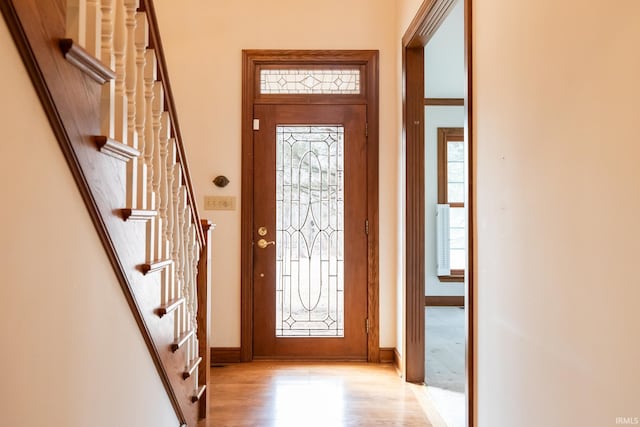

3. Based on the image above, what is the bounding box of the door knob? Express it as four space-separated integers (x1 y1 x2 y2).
257 239 275 249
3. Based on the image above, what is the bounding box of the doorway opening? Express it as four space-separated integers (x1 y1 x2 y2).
403 0 474 426
241 50 380 362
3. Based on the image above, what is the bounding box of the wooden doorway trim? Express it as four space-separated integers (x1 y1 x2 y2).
241 50 380 362
402 0 475 426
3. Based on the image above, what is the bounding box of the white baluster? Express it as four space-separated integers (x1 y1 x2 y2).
122 0 141 210
191 230 200 365
133 49 156 210
193 336 200 369
185 202 193 339
155 112 171 292
182 196 190 341
112 0 144 209
189 336 196 368
165 144 178 303
159 113 171 251
143 83 164 268
134 13 148 143
152 112 169 303
164 142 176 231
132 13 149 212
188 227 198 332
85 0 102 57
174 186 187 339
154 112 169 227
66 0 87 47
185 233 195 364
158 125 171 304
169 160 181 304
124 0 139 147
189 226 198 368
191 230 200 366
99 0 115 139
100 0 113 63
145 84 164 259
148 84 164 208
193 235 200 333
183 218 193 347
166 143 179 244
145 215 156 270
181 203 191 337
151 95 166 187
112 0 127 146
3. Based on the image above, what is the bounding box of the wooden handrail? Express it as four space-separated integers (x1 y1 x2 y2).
140 0 204 247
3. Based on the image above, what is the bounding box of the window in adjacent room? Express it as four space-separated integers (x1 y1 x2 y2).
438 127 465 282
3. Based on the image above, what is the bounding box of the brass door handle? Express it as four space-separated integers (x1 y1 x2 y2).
257 239 275 249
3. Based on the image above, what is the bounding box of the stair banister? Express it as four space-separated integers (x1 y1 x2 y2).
1 1 212 425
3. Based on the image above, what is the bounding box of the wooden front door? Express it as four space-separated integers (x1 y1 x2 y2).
252 104 368 359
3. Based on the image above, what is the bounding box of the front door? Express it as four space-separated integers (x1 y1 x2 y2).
252 104 368 359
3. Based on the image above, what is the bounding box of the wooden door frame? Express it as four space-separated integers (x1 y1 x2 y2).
241 50 380 362
402 0 475 426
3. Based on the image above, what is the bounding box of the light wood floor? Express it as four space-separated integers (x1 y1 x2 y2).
198 361 433 427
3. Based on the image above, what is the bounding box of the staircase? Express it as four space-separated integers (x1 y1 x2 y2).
1 1 211 425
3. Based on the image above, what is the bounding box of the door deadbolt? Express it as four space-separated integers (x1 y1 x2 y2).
257 239 275 249
257 226 268 236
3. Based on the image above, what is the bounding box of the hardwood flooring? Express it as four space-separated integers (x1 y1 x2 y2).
198 361 433 427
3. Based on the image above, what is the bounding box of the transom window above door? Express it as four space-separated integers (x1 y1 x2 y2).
253 63 368 102
260 69 361 94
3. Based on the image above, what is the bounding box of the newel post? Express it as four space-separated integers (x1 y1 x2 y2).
196 219 214 420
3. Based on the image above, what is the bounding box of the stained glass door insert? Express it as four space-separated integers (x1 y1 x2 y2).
252 103 367 359
275 126 344 337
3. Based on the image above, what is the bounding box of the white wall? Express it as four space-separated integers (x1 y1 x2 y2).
425 106 465 296
154 0 399 348
474 0 640 424
425 0 465 99
0 21 179 427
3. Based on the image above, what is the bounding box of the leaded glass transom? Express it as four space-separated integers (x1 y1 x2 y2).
261 69 360 94
276 125 344 337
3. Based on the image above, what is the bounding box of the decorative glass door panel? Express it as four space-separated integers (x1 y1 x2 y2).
252 104 368 359
275 126 344 337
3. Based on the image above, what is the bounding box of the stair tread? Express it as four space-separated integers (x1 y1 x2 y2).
183 356 203 379
142 258 173 274
95 136 140 162
191 385 206 403
59 38 115 84
121 208 158 222
171 329 194 352
156 297 185 318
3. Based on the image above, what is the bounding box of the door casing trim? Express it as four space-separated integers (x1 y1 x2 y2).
241 50 380 362
402 0 475 425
